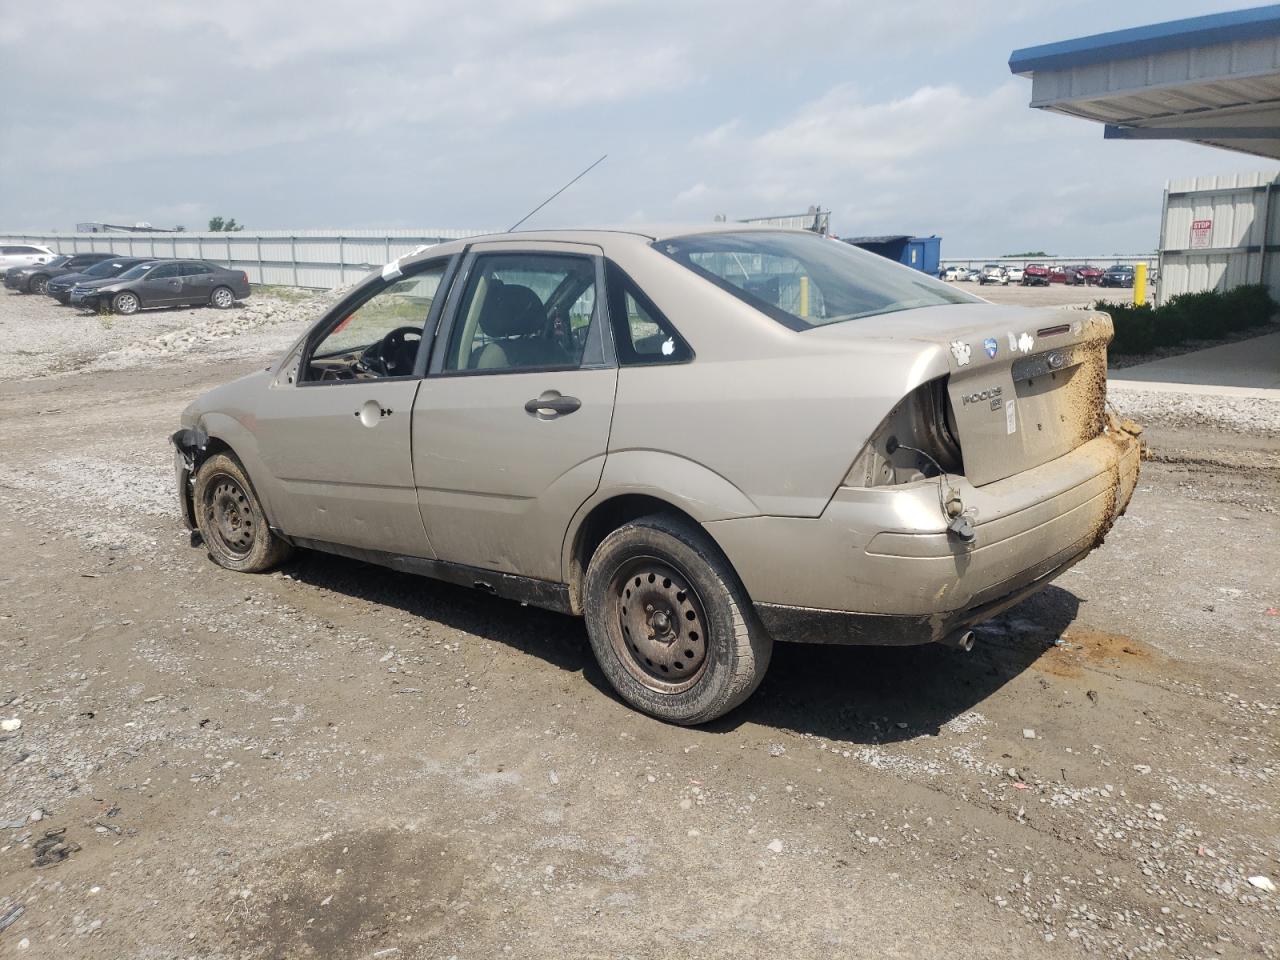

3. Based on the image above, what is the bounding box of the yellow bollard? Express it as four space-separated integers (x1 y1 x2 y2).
799 275 809 318
1134 263 1148 306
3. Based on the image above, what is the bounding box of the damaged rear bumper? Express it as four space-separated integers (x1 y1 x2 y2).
708 423 1143 646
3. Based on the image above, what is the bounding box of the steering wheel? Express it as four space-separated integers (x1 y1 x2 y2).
359 326 422 376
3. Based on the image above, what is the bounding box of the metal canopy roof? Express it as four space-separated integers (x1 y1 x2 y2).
1009 5 1280 160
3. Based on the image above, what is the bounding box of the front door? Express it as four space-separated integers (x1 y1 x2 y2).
252 258 453 557
413 243 616 581
140 262 184 305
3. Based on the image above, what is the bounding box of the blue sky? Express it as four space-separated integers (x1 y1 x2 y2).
1 1 1275 254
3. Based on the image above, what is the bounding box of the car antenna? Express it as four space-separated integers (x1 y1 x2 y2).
507 154 607 232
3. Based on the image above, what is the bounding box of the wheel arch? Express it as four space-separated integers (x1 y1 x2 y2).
564 492 746 616
175 414 280 532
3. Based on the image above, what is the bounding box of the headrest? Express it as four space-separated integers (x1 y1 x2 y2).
478 282 545 338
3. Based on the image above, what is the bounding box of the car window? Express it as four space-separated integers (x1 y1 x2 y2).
659 231 977 331
444 253 595 373
305 261 448 382
148 264 181 279
606 261 691 365
179 263 213 276
115 264 151 280
83 260 127 277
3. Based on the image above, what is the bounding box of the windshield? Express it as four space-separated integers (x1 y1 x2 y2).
658 231 977 329
44 256 71 268
116 263 152 280
83 259 131 278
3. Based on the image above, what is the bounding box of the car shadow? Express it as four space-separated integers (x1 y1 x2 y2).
280 549 1080 744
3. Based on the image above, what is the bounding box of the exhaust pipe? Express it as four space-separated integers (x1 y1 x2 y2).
938 629 975 652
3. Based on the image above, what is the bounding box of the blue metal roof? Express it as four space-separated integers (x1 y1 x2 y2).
1009 4 1280 75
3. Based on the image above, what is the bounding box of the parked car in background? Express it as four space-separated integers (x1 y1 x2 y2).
46 257 152 304
1004 265 1024 283
170 225 1142 724
0 243 55 274
8 252 118 294
1073 264 1104 285
1098 265 1136 288
978 265 1007 285
70 259 251 314
1021 263 1050 286
940 266 964 281
1047 265 1071 284
961 267 982 282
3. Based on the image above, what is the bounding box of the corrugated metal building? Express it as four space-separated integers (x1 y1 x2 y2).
1158 171 1279 301
1011 6 1280 303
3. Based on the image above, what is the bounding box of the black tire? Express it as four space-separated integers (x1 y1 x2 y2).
210 286 235 309
28 275 49 295
192 452 292 573
112 291 140 315
583 514 772 725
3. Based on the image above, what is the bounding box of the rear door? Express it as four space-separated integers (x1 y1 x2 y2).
179 263 215 303
412 241 616 581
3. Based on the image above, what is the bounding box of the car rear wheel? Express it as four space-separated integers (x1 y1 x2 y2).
210 286 235 309
193 452 292 573
112 291 140 315
29 275 49 295
583 514 772 725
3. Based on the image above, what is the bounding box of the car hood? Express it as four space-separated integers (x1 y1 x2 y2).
51 271 94 286
73 276 127 289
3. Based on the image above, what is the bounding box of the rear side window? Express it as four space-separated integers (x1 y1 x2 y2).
659 231 977 330
606 261 691 365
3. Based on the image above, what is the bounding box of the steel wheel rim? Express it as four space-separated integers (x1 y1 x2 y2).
32 278 47 294
213 288 232 307
116 293 138 314
608 556 709 694
204 474 255 558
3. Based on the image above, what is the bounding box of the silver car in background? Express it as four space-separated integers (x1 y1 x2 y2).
172 226 1142 724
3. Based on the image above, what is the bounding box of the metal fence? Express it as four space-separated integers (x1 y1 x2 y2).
0 228 490 289
1158 171 1280 304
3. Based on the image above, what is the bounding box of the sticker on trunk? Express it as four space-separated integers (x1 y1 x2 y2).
983 337 998 359
1005 399 1017 435
949 340 971 366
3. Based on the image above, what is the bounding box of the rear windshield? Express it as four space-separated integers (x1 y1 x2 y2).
657 231 977 330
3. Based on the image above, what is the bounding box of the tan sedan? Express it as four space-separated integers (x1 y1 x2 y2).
172 226 1141 724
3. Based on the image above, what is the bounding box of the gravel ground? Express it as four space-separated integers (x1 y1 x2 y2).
0 286 1277 959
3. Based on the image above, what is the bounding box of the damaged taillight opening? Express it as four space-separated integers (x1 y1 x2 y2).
844 377 963 487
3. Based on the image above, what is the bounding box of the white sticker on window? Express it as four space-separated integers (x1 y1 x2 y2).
381 259 403 281
1006 399 1017 435
661 337 675 356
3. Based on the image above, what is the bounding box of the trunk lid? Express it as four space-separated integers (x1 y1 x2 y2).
811 302 1112 486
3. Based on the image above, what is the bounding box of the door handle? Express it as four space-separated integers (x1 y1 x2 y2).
354 399 393 427
524 392 581 418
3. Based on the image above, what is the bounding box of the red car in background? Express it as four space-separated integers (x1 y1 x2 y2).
1022 263 1050 286
1073 264 1104 285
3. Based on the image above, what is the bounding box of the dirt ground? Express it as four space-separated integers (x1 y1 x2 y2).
0 289 1277 960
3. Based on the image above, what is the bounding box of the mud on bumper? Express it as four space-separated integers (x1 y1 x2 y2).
708 425 1143 646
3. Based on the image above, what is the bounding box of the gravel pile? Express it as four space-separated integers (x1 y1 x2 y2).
1108 387 1280 438
0 286 338 381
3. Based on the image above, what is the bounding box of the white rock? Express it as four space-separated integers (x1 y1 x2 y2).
28 809 42 823
1023 729 1036 739
0 718 20 732
766 838 784 854
1247 875 1276 893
